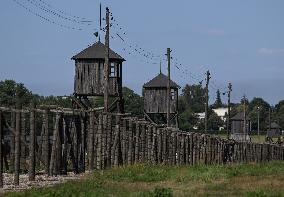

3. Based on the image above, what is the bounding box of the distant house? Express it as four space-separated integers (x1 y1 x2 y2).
196 108 228 131
231 112 251 141
212 107 228 121
197 112 205 120
197 108 228 121
267 122 282 138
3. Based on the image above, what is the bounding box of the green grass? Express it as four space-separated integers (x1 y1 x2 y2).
4 161 284 197
218 134 279 143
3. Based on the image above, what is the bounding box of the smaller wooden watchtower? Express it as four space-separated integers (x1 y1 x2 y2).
72 41 125 112
267 122 282 138
231 112 251 141
143 73 180 127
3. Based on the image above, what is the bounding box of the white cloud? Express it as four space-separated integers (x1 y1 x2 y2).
258 48 284 55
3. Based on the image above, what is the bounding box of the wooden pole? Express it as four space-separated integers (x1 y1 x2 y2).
0 110 3 188
227 82 232 139
104 7 110 112
29 102 36 181
10 112 15 173
49 113 60 176
205 70 211 133
14 105 21 185
88 111 95 171
80 115 85 172
166 48 171 127
43 109 50 175
268 107 271 134
243 95 247 140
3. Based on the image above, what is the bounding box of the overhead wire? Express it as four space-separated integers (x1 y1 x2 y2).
23 0 92 25
12 0 86 31
36 0 93 21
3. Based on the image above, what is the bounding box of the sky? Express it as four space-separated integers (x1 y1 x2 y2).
0 0 284 105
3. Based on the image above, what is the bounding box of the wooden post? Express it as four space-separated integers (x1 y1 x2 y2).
43 109 50 175
0 110 3 188
227 82 232 139
243 95 247 140
62 117 68 175
49 113 60 176
128 120 133 165
166 48 171 127
147 125 152 163
112 115 121 166
97 114 103 170
106 114 112 168
20 112 26 171
88 111 95 170
134 122 140 163
29 102 36 181
10 112 15 173
104 7 110 112
140 123 146 163
205 71 211 133
14 107 21 185
80 115 86 172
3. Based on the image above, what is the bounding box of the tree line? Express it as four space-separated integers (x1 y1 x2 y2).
0 79 283 133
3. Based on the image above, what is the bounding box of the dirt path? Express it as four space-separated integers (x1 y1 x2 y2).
0 172 87 195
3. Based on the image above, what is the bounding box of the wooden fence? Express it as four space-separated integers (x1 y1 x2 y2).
0 106 283 187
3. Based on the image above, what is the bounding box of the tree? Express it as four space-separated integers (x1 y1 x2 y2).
181 84 205 113
212 89 223 108
178 84 205 131
0 80 33 107
208 110 224 131
179 108 199 131
274 100 284 129
248 97 270 131
122 87 143 117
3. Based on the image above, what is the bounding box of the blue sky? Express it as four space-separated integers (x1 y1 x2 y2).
0 0 283 105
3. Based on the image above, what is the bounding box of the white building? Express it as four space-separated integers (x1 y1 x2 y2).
212 107 228 121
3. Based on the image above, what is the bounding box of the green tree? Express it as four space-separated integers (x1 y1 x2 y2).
248 97 270 131
212 89 223 108
0 79 33 107
178 84 205 131
122 87 143 117
274 100 284 129
181 84 205 113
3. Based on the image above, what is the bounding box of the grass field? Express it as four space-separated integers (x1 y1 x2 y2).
217 134 279 143
4 161 284 197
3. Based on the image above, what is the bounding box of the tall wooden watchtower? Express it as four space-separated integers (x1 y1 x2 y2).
72 41 125 112
143 72 180 127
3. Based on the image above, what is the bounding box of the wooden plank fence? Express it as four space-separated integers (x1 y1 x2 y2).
0 106 283 187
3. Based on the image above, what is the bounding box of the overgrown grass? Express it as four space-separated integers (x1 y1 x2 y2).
4 161 284 197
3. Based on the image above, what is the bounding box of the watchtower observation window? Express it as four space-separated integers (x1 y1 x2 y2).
110 62 116 77
171 89 175 100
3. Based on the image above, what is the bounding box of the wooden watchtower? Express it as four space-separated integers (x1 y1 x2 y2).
143 72 180 127
72 41 125 112
231 112 251 141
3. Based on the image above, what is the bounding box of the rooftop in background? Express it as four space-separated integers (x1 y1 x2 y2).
72 41 125 61
213 107 228 117
143 73 180 89
231 112 250 121
267 122 281 129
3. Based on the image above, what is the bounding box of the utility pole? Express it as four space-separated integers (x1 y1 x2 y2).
257 106 260 136
204 70 211 133
226 82 232 139
166 48 171 127
104 7 110 112
243 95 247 139
268 107 271 132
